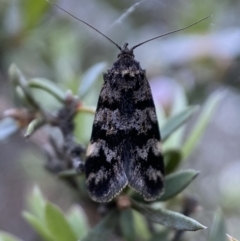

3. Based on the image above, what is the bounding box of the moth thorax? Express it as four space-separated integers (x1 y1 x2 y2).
118 43 134 58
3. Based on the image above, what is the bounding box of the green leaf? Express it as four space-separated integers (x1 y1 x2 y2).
170 81 187 115
162 83 188 150
164 150 182 175
0 231 24 241
159 170 199 201
15 86 32 108
78 62 107 98
120 208 135 241
66 205 89 239
73 110 94 143
132 201 206 231
27 185 46 221
45 202 77 241
28 78 65 103
23 212 56 241
81 210 118 241
149 230 170 241
9 64 28 87
0 118 19 141
58 169 79 178
22 0 49 31
182 90 225 160
209 209 227 241
130 169 197 202
132 209 151 241
162 106 198 142
25 118 45 138
9 64 40 110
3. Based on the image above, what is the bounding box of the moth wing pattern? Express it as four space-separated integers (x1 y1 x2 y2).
127 139 164 201
122 71 164 200
43 1 209 203
85 79 128 203
85 46 164 202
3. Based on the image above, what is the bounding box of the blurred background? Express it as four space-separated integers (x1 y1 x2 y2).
0 0 240 240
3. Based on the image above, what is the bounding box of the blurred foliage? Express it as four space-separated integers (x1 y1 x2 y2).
0 60 226 240
227 234 239 241
0 0 240 240
209 209 227 241
0 186 234 241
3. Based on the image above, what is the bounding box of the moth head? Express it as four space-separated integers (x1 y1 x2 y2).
118 43 135 58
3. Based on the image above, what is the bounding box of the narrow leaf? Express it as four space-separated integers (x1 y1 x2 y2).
25 118 44 138
132 201 206 231
66 205 89 239
0 232 24 241
132 209 151 240
27 185 46 221
23 212 56 241
28 78 65 103
182 90 225 160
160 170 199 201
209 209 227 241
120 208 135 241
227 234 239 241
108 1 144 29
9 64 40 110
164 150 182 175
130 169 196 203
162 106 198 142
15 86 33 108
9 64 28 87
81 210 118 241
45 202 77 241
78 62 107 98
58 169 79 178
27 185 46 222
162 84 187 150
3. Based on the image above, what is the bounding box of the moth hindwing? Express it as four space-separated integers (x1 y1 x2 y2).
85 43 164 202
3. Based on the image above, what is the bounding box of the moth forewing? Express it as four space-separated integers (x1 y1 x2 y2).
85 44 164 202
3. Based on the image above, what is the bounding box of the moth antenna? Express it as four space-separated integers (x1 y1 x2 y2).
131 15 212 50
46 0 122 51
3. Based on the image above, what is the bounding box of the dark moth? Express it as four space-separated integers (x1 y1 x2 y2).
85 43 164 202
46 0 209 203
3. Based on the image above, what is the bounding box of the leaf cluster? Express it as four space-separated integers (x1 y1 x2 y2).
0 63 227 241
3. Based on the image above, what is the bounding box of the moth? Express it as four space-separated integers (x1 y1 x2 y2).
48 0 209 203
85 42 165 202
